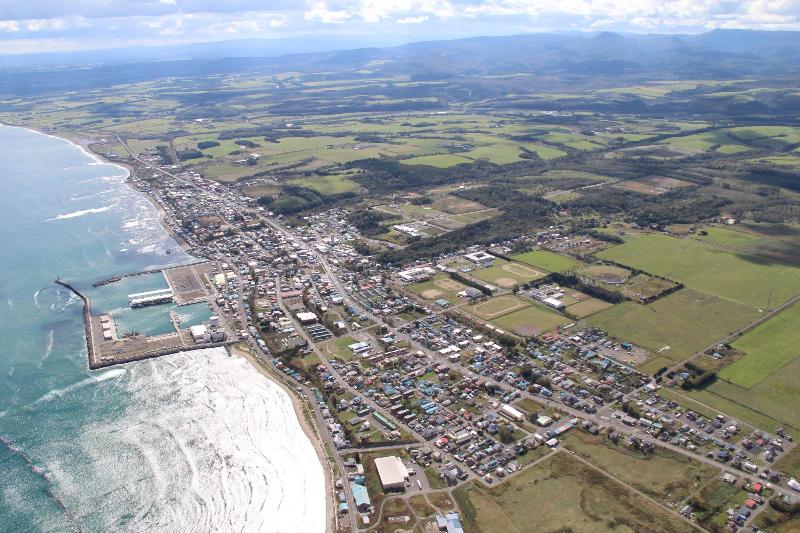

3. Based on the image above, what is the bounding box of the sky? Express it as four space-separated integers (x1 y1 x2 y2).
0 0 798 55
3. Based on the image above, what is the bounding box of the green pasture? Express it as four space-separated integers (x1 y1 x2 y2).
588 289 759 365
598 233 800 307
718 301 800 388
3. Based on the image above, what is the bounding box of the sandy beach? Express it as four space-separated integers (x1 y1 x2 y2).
232 344 337 532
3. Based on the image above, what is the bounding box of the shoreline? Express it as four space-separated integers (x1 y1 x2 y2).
233 344 337 532
0 122 336 530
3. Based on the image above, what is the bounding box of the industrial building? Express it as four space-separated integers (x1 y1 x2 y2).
374 456 409 491
128 288 174 308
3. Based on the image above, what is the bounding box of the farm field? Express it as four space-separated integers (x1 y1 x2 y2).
696 223 800 265
287 173 363 194
561 431 718 506
597 233 800 307
490 302 570 336
718 301 800 388
452 452 695 533
511 249 581 272
588 288 759 369
469 259 548 288
464 295 531 320
683 356 800 434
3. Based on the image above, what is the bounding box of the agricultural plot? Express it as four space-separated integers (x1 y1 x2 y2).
588 289 760 368
614 175 693 195
430 195 486 214
598 233 800 307
470 259 548 288
490 302 570 336
696 224 800 266
511 250 581 273
287 174 363 195
719 301 800 388
452 452 695 533
652 131 753 155
464 295 530 320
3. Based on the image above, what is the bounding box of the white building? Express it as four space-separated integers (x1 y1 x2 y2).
374 456 409 491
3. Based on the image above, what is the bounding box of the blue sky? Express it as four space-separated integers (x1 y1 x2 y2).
0 0 798 54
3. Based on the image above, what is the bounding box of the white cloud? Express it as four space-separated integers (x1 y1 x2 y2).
26 16 90 32
397 15 430 24
0 20 20 32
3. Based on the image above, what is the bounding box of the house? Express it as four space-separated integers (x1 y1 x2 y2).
375 456 409 491
352 483 371 512
436 512 465 533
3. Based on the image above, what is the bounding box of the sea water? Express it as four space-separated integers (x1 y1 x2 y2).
0 126 325 532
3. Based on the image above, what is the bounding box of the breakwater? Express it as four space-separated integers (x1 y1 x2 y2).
91 259 208 287
54 278 96 367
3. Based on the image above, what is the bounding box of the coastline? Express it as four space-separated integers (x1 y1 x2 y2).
0 122 335 531
233 344 337 532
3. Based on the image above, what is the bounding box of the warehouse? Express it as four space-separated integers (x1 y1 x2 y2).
374 456 409 491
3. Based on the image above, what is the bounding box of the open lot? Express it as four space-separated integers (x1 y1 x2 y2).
588 288 760 369
470 259 548 288
561 431 718 506
452 452 695 533
597 233 800 307
465 295 530 320
614 175 693 195
510 249 581 273
490 302 570 336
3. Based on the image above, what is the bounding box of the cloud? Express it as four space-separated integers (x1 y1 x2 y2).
26 16 90 32
397 15 430 23
0 20 20 32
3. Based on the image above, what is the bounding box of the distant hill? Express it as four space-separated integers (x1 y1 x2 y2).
1 29 799 97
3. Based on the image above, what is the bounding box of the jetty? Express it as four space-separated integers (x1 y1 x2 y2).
91 259 209 287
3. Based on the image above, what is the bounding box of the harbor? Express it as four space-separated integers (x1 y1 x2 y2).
56 261 236 369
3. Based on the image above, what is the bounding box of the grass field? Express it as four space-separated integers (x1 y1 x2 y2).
287 173 362 194
598 233 800 307
580 264 631 284
588 288 759 367
465 295 530 320
683 355 800 434
452 452 695 533
511 250 581 272
561 431 718 506
490 302 570 336
566 298 614 318
470 259 548 288
718 301 800 388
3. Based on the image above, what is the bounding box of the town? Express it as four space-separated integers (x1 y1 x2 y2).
64 133 800 533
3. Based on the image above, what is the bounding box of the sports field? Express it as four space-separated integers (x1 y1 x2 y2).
470 259 548 288
579 264 631 284
452 452 695 533
465 295 530 320
490 303 569 336
587 288 759 366
598 233 800 307
719 301 800 388
408 274 468 302
511 250 581 273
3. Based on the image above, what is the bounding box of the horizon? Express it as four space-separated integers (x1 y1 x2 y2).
0 0 799 56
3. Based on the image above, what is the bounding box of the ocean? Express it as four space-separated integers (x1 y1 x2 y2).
0 126 325 532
